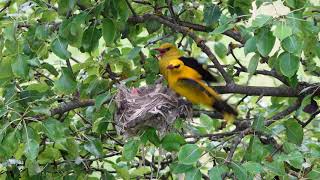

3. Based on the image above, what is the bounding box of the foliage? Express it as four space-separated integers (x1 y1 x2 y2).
0 0 320 179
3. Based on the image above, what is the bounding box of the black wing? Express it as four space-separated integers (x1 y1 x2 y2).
178 78 238 116
179 57 218 82
178 78 212 98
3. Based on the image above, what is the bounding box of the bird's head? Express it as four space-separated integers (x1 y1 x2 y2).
167 60 184 72
154 43 181 59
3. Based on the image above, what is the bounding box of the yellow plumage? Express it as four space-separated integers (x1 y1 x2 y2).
166 59 238 123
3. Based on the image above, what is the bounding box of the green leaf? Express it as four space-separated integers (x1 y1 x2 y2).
252 15 272 28
64 137 79 159
286 151 303 169
307 167 320 179
24 139 39 161
273 22 292 41
0 131 19 159
54 67 77 94
58 0 76 15
84 139 103 157
12 54 30 79
93 117 109 134
38 146 61 164
284 119 303 145
3 23 16 41
200 113 220 130
127 46 141 59
230 163 248 180
43 118 66 142
203 3 221 25
214 42 228 59
264 159 286 176
208 165 228 180
256 27 275 57
278 52 300 78
161 133 186 152
51 38 71 60
244 37 257 55
243 162 263 174
0 58 13 79
171 163 193 174
247 54 260 75
178 144 202 165
113 165 130 180
146 19 162 34
95 92 111 110
118 0 129 21
41 63 59 76
26 83 49 93
281 35 302 56
25 159 42 176
141 127 161 146
123 139 140 161
228 0 253 16
315 42 320 58
102 18 116 45
81 26 102 52
185 167 202 180
252 114 264 131
243 136 266 162
131 167 151 177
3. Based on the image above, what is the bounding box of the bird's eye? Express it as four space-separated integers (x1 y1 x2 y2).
165 47 171 51
174 64 180 68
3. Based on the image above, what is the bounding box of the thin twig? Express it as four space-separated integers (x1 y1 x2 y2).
224 133 244 163
125 0 137 16
166 0 178 22
302 109 320 128
0 0 11 13
265 100 302 126
144 34 172 47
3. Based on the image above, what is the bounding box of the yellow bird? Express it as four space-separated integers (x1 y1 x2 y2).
166 59 238 123
154 43 217 82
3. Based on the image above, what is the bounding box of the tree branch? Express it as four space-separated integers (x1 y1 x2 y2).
302 109 320 128
0 0 11 13
224 131 245 163
166 0 178 22
128 13 244 45
125 0 137 16
213 84 299 97
265 100 302 126
50 99 95 116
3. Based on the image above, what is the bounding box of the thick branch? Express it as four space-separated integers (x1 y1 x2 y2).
213 84 299 97
48 84 318 117
128 13 244 45
50 99 95 116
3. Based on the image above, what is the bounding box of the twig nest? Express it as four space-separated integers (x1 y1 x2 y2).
114 82 192 137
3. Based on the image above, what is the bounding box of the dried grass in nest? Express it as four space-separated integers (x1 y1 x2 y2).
114 81 192 137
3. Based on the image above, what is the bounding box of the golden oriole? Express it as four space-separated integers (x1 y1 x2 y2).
166 59 238 123
154 43 217 82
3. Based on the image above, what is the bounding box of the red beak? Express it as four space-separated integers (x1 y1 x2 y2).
167 65 174 69
153 48 166 59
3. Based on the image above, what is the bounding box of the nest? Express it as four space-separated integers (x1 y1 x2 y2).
114 81 192 137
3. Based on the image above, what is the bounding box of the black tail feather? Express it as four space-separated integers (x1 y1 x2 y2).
212 100 238 116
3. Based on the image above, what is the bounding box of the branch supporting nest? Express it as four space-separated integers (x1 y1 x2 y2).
114 83 192 137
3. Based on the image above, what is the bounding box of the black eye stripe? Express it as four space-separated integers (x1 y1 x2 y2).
174 64 180 68
165 47 170 51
